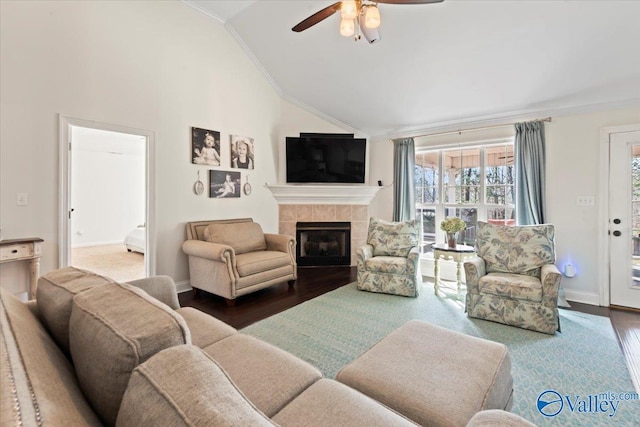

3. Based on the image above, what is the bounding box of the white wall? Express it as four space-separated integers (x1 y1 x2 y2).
369 106 640 305
546 107 640 304
0 0 350 291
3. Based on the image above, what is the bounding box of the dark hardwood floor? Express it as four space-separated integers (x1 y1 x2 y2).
178 266 640 391
178 266 357 329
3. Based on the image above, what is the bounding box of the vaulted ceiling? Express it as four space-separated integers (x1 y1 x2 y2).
184 0 640 138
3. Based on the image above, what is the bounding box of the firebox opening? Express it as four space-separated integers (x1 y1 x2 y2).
296 222 351 267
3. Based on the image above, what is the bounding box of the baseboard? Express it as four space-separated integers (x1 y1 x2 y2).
72 240 124 248
422 256 603 307
175 280 192 294
564 289 601 306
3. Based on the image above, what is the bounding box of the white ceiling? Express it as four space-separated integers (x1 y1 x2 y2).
183 0 640 138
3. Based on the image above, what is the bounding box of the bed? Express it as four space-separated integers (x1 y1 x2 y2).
124 225 145 254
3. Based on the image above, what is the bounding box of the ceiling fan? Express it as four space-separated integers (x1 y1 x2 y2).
292 0 444 43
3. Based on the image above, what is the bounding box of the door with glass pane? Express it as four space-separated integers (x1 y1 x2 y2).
609 130 640 309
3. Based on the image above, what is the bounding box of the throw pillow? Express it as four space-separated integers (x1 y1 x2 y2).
36 266 114 354
204 221 267 254
69 283 191 426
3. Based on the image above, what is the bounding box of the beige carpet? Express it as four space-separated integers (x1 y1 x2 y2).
72 244 144 283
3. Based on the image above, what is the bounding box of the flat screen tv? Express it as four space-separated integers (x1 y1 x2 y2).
286 134 366 184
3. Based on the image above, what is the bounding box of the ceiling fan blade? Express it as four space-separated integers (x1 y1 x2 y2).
292 2 342 32
376 0 445 4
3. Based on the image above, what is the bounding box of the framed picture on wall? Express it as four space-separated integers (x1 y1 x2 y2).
192 127 221 166
209 170 241 198
230 135 254 169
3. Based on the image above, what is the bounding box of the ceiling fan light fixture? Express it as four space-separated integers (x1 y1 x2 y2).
364 5 380 29
341 1 358 20
340 18 355 37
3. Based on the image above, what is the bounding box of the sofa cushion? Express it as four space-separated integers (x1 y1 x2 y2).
272 379 418 426
116 345 275 427
367 218 420 257
203 334 323 418
475 221 556 276
69 283 191 426
466 409 536 427
365 256 409 275
175 307 237 348
235 251 292 277
204 221 267 254
36 266 114 354
0 288 102 427
479 273 543 303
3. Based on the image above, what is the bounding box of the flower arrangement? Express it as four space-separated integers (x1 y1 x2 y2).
440 217 466 233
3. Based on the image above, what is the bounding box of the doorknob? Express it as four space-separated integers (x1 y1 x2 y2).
613 230 622 236
613 218 621 224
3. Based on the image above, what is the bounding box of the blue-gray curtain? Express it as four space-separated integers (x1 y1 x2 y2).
392 138 416 222
515 120 546 225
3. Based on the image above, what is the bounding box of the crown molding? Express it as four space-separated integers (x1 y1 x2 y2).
183 2 640 143
186 2 368 138
181 0 226 24
224 24 285 98
372 98 640 141
279 94 368 138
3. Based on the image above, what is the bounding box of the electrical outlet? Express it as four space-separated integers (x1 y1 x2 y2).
576 195 595 207
16 192 28 206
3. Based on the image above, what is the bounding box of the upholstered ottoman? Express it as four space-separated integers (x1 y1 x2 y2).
336 320 513 427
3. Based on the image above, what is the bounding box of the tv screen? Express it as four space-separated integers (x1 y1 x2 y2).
286 135 366 183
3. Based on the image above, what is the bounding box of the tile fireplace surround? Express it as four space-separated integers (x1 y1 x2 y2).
269 185 380 267
279 204 369 266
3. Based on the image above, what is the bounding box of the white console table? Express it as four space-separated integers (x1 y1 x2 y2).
0 237 43 299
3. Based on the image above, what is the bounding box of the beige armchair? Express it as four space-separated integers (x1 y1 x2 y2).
182 218 296 305
464 221 562 334
356 217 421 297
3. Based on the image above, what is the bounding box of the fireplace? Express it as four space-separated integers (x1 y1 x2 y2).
296 222 351 266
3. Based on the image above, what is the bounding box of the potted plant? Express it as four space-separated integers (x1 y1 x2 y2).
440 217 466 248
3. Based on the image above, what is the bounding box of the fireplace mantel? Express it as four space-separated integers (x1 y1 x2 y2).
266 184 381 205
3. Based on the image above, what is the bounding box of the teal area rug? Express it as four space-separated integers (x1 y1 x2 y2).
241 282 640 426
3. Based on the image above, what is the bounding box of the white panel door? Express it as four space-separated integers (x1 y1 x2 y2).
609 130 640 309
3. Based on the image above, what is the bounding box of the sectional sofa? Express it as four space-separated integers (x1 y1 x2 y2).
0 266 535 426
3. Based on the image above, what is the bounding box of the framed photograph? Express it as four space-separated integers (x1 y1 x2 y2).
209 170 241 198
192 127 221 166
230 135 254 169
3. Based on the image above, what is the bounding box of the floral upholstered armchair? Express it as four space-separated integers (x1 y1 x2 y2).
463 221 562 334
356 217 421 297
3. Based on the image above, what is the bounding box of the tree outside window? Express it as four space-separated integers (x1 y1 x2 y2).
415 143 515 253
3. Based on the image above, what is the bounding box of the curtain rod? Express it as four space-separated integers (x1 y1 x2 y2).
411 116 552 139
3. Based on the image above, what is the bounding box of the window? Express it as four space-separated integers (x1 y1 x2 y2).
632 145 640 256
415 143 515 253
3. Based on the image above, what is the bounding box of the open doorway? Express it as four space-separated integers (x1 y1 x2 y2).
59 116 155 281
